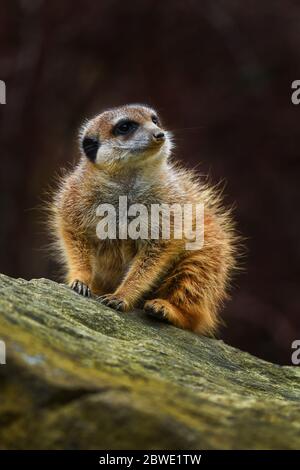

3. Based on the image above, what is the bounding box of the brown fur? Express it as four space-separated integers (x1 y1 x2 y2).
49 104 238 335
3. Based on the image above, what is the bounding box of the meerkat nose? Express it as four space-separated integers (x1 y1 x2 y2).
153 132 165 141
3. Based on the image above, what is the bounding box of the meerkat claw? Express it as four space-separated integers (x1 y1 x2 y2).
98 294 127 312
71 280 91 297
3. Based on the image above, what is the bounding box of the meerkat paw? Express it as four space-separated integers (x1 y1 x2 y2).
144 299 172 323
70 280 91 298
97 293 129 312
144 298 194 330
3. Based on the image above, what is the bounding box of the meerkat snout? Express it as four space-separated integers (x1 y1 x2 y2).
153 131 165 141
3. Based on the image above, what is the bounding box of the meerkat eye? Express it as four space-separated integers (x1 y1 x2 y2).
152 115 159 125
113 120 139 136
82 136 99 162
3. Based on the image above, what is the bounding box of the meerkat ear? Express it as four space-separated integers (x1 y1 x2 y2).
81 137 100 162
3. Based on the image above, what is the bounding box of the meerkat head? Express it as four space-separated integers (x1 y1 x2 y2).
79 104 172 167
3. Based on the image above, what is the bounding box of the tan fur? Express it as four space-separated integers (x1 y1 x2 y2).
49 104 238 335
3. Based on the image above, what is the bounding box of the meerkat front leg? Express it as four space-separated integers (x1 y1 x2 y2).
98 242 180 312
60 226 93 297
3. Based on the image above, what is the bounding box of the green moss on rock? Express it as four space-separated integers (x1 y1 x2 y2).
0 273 299 449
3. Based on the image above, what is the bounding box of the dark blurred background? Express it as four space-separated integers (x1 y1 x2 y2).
0 0 299 364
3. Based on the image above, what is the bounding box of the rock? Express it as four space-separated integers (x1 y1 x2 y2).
0 273 299 450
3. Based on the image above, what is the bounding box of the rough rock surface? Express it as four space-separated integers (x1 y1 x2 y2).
0 273 299 450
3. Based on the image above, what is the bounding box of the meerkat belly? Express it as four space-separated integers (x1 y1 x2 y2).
86 182 168 293
91 239 138 294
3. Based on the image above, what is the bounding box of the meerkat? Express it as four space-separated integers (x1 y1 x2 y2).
50 104 238 334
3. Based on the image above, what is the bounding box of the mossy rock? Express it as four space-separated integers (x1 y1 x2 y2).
0 273 299 449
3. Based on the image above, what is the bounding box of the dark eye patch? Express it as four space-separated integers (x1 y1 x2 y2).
152 115 159 125
82 137 99 162
113 119 139 136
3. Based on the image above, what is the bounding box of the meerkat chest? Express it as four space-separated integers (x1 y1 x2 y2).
87 176 164 241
